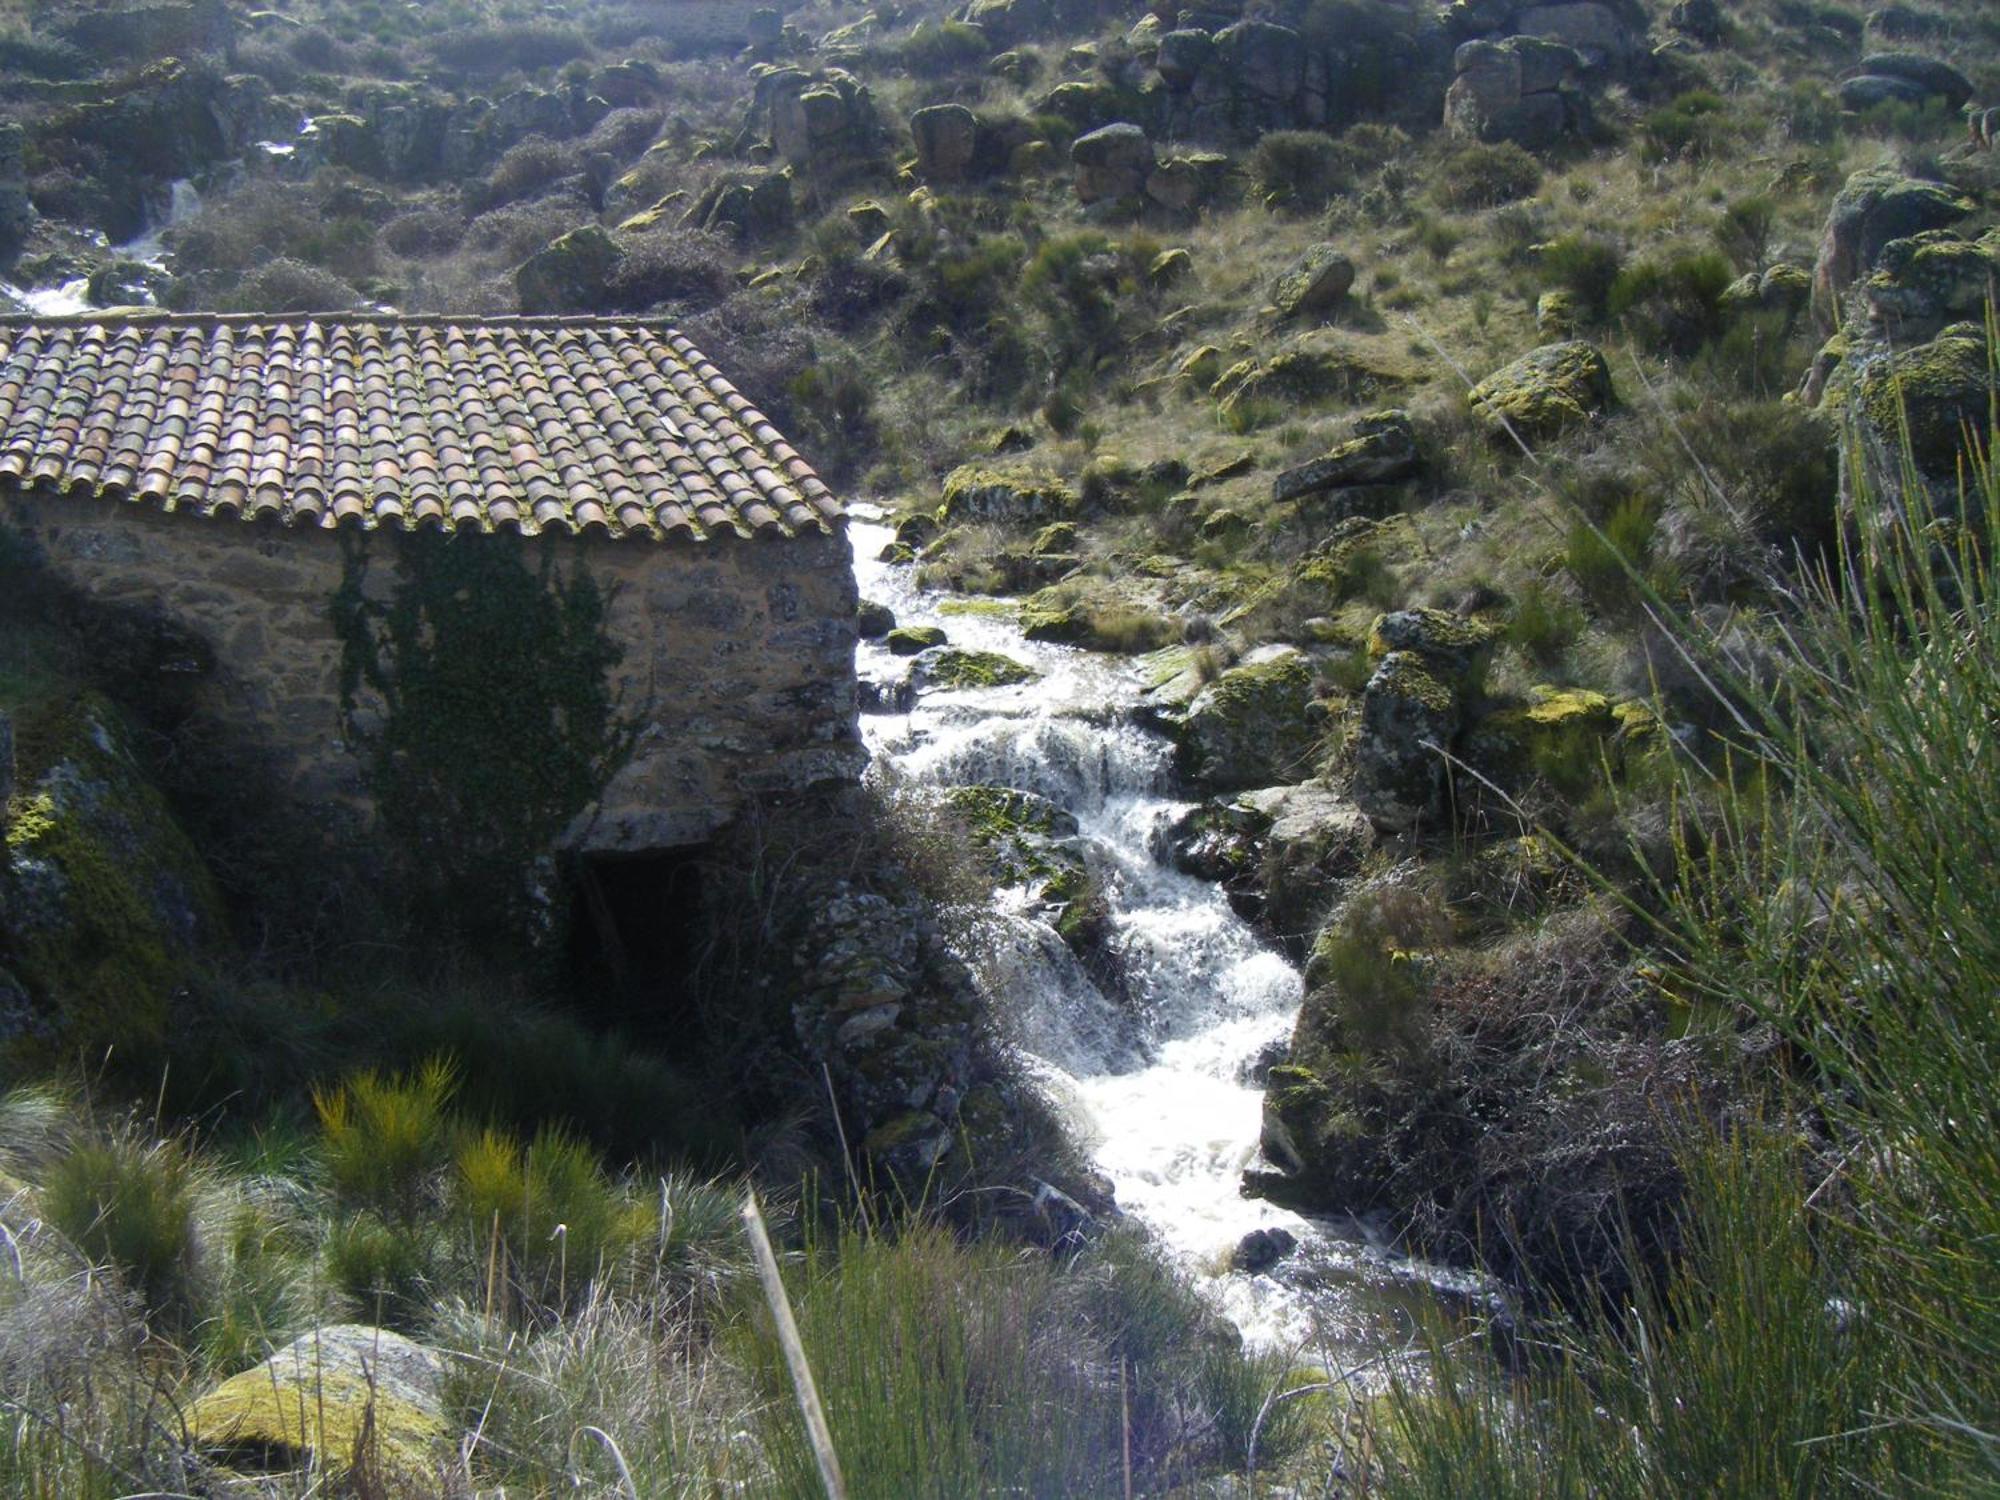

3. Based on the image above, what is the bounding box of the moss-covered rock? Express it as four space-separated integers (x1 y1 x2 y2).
1467 340 1613 439
189 1326 449 1483
514 224 624 315
1 692 220 1061
1854 322 1995 482
1349 651 1459 833
939 465 1078 527
1270 243 1354 318
885 624 949 655
857 599 897 638
1178 645 1320 792
1019 585 1174 652
1863 231 1997 332
922 648 1040 689
1030 520 1079 556
1367 608 1503 689
1465 686 1618 794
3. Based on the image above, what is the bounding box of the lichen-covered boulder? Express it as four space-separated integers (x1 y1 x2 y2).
1071 121 1155 205
920 648 1039 689
1861 231 1997 334
911 102 979 182
1838 51 1972 111
514 224 624 315
1720 262 1812 324
939 465 1077 526
189 1326 449 1484
1 693 220 1061
1271 244 1355 318
1272 410 1418 502
1368 607 1504 688
1852 321 1996 497
886 624 948 656
943 784 1087 920
1179 646 1321 792
1464 686 1619 793
1349 652 1459 832
1811 170 1974 328
1468 340 1612 439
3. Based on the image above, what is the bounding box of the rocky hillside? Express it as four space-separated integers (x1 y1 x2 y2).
1 0 1998 1490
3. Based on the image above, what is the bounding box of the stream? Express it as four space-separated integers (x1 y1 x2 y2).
2 178 202 316
849 509 1475 1362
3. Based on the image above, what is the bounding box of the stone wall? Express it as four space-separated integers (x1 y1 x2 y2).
2 494 862 854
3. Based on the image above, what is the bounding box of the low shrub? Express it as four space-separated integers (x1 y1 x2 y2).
1566 493 1660 611
471 136 580 212
41 1132 203 1323
313 1057 457 1227
217 257 365 313
898 18 990 75
1712 194 1776 273
1432 140 1542 211
381 208 467 258
1640 89 1736 161
1538 233 1624 322
1608 249 1734 354
430 22 592 78
1251 129 1346 211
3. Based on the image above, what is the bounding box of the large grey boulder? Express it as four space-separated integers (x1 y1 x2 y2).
1179 646 1321 792
1071 122 1155 204
1467 341 1613 439
1839 52 1972 110
1349 611 1502 832
188 1327 448 1483
1271 244 1355 318
1444 35 1580 146
1811 170 1974 329
911 103 979 182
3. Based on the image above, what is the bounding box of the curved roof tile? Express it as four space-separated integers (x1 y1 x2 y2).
0 313 844 541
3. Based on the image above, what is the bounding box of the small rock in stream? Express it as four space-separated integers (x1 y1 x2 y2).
1231 1226 1299 1274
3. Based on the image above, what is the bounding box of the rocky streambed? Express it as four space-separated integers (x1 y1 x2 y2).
850 506 1479 1357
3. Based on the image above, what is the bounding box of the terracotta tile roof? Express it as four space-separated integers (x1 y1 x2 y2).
0 313 841 541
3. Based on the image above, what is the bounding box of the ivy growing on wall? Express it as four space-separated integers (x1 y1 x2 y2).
333 530 635 946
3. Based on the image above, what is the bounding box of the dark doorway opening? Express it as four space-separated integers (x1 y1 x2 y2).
568 848 709 1034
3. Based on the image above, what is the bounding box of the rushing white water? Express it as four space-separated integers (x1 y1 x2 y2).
851 508 1461 1354
3 177 201 315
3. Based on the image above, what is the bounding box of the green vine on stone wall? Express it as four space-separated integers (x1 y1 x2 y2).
333 530 636 946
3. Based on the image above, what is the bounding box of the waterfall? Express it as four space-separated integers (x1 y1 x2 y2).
852 507 1446 1352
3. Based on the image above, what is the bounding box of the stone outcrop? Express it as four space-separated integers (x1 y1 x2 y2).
912 103 980 182
1271 244 1355 318
1167 781 1374 943
1836 52 1973 113
515 225 624 314
1174 646 1322 792
56 0 235 61
1350 610 1502 832
1810 169 1973 330
0 691 221 1062
0 123 33 264
690 168 795 240
1272 410 1419 511
1071 122 1156 205
1444 0 1648 72
1468 340 1613 439
939 465 1078 526
1444 36 1585 147
759 67 882 180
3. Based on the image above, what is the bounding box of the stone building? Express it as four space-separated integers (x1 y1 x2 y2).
0 312 862 861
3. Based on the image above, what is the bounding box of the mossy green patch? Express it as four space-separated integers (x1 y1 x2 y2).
939 465 1078 527
191 1362 446 1481
2 692 220 1060
926 648 1040 689
1467 340 1613 439
886 624 949 655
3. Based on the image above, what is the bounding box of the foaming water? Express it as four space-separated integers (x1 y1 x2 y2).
851 507 1449 1354
4 178 201 315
